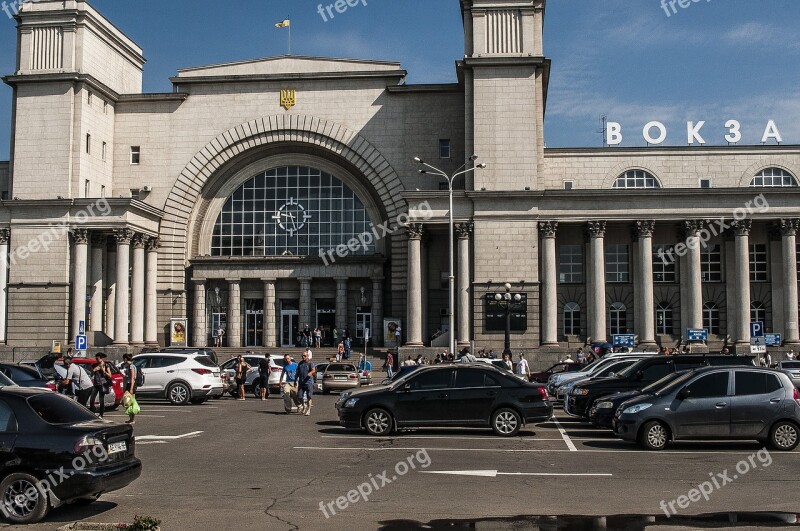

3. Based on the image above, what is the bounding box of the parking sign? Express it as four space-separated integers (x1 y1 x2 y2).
750 322 764 338
612 334 635 348
75 334 87 351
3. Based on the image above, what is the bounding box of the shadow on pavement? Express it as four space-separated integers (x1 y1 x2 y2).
34 501 118 525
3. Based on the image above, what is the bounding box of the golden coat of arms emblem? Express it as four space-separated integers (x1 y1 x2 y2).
280 89 296 110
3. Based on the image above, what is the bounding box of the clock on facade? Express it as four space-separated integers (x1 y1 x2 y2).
272 198 312 236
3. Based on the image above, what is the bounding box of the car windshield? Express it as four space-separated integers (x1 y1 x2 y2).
328 364 357 372
195 356 217 368
7 366 39 382
642 371 685 393
653 371 696 396
0 371 15 386
271 358 287 367
28 393 97 424
616 359 649 378
781 361 800 369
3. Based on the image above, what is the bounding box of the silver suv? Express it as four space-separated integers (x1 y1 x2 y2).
132 354 223 405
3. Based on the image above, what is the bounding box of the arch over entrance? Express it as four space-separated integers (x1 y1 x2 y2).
159 115 407 294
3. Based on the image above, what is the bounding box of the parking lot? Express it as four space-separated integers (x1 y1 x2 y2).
5 393 799 530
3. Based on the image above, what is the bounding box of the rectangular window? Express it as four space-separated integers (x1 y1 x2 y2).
564 181 574 190
87 91 92 105
130 146 141 165
100 185 106 198
103 100 108 114
85 133 91 155
101 141 107 161
749 243 768 282
700 178 712 189
438 139 451 159
84 180 90 198
701 244 722 282
653 244 677 283
605 244 630 283
559 245 583 284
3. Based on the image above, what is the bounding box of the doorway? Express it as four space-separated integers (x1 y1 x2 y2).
316 300 336 346
245 299 264 347
281 300 300 347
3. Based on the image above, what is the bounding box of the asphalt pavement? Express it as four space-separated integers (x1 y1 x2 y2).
3 393 799 531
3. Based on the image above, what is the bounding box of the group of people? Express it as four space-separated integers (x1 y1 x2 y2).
760 349 796 367
60 352 140 424
393 349 533 379
230 348 317 415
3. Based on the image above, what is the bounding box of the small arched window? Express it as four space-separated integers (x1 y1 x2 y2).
750 301 766 325
750 167 798 188
656 302 673 335
564 302 581 336
613 170 661 189
609 302 627 335
703 302 720 335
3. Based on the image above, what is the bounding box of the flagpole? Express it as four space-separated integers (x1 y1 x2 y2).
288 15 292 55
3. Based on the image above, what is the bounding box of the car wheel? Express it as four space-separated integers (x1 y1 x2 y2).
363 408 393 436
769 421 799 451
639 421 669 451
491 408 522 437
252 383 261 399
0 472 50 524
167 382 191 406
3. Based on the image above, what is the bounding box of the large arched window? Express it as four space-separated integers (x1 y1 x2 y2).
211 166 375 257
612 170 660 189
750 167 798 187
750 301 766 325
703 302 720 335
564 302 581 336
656 302 673 335
609 302 627 335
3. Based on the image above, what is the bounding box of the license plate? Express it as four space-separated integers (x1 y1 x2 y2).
108 441 127 454
335 376 346 380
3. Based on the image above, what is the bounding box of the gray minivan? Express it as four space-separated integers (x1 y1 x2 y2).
614 367 800 451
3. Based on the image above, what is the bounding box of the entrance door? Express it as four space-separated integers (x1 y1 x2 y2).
210 313 227 346
356 307 372 347
316 300 336 347
244 300 264 347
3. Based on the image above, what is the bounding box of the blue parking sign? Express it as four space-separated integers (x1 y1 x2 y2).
687 329 708 342
764 333 782 346
750 322 764 338
75 335 87 351
612 334 635 348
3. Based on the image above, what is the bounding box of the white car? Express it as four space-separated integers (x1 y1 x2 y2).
220 355 286 397
132 353 224 405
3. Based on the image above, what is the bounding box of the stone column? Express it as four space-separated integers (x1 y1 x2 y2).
299 277 313 332
89 235 104 339
112 229 133 345
130 234 146 345
539 221 558 346
780 220 800 346
192 279 207 347
634 221 656 347
70 229 89 342
406 224 424 346
227 279 242 348
263 279 277 347
145 237 160 346
683 221 704 331
587 221 607 342
334 277 348 331
732 219 752 349
371 277 384 346
104 242 116 340
456 223 473 347
0 229 9 343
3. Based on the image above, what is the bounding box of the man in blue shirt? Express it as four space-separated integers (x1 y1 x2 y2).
280 354 299 414
295 351 316 416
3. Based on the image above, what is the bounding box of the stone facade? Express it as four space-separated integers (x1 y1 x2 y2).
0 0 798 358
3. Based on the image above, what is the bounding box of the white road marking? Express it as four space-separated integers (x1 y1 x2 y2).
105 414 166 418
294 446 798 456
136 441 168 445
552 417 578 452
420 470 612 478
137 431 204 440
320 435 567 442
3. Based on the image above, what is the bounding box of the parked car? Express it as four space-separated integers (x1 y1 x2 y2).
54 358 124 409
529 362 583 384
0 387 141 524
338 364 553 437
567 355 755 418
0 364 50 388
776 361 800 387
557 358 642 401
219 355 285 397
160 347 218 365
547 352 656 397
314 362 329 392
613 366 800 451
321 363 361 394
132 353 224 405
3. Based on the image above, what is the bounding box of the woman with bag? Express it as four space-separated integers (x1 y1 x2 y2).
90 352 113 418
121 353 141 425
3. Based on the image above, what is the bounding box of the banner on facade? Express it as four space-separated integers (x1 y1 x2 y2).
170 318 188 347
384 318 401 349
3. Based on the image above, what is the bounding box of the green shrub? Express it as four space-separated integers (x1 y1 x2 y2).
128 515 161 531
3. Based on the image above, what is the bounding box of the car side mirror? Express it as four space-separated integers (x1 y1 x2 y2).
403 383 411 392
677 388 691 400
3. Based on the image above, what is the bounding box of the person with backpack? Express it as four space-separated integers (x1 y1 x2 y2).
89 352 113 418
121 353 142 424
62 356 93 407
258 354 271 401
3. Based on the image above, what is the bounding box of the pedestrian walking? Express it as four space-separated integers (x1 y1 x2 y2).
314 327 322 349
343 336 352 360
296 350 316 416
279 354 299 413
62 356 93 407
336 341 344 362
385 351 394 378
90 352 113 418
120 353 141 424
501 353 513 371
302 324 312 348
305 347 313 361
235 355 251 401
258 354 271 400
517 353 531 381
764 351 773 367
787 350 795 361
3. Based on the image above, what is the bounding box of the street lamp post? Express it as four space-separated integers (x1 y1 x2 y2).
413 156 486 358
494 283 522 356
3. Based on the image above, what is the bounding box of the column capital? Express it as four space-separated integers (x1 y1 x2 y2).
538 221 558 238
730 219 752 236
679 220 704 239
406 223 425 240
585 220 606 238
261 278 277 285
778 219 800 237
455 222 474 240
0 229 9 245
298 276 313 284
191 278 206 286
131 233 147 249
146 237 161 252
225 278 242 286
70 228 89 245
632 220 655 239
113 229 135 245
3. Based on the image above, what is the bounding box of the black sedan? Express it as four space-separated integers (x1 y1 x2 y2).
0 387 141 524
338 364 553 437
0 364 50 389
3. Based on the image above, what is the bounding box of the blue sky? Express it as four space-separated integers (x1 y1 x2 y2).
0 0 799 159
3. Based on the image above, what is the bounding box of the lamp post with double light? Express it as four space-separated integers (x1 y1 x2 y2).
494 283 523 356
413 155 486 358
